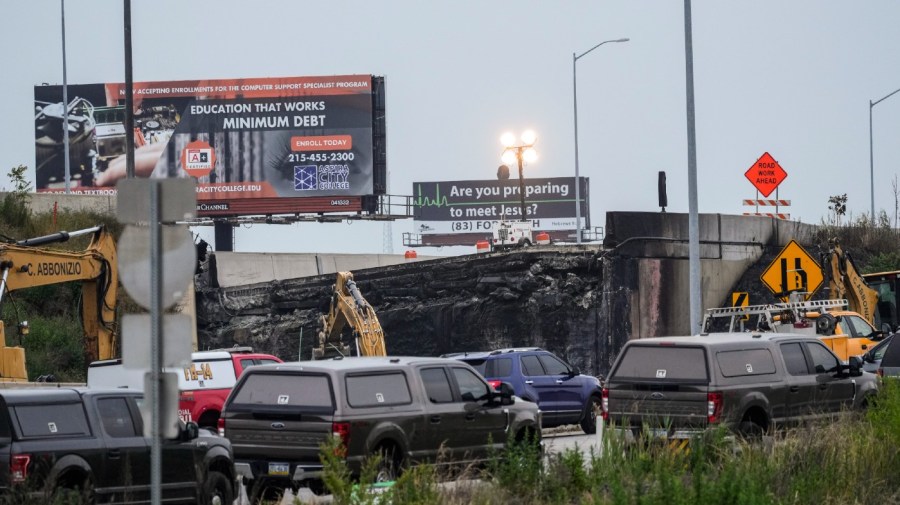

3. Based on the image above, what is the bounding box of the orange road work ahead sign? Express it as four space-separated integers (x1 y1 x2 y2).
745 152 787 197
761 240 824 301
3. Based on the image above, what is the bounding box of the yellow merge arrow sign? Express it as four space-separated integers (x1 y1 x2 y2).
732 292 749 320
760 240 824 301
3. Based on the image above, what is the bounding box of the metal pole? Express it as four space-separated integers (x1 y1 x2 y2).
573 52 582 244
517 150 527 222
571 38 628 245
870 86 900 222
124 0 135 179
870 100 875 221
684 0 702 335
150 183 162 505
61 0 70 194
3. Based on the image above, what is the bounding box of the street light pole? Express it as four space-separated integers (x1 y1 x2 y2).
501 131 538 223
869 86 900 221
573 38 628 244
515 149 527 222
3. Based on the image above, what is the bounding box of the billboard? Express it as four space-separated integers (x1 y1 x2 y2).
412 177 589 243
34 75 387 217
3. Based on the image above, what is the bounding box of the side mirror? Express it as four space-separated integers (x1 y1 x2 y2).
496 382 515 406
569 367 581 376
848 356 863 377
181 421 200 442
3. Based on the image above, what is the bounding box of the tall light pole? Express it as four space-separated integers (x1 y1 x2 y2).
869 86 900 221
573 37 628 244
501 131 538 222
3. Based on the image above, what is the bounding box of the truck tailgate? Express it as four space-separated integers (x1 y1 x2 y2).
226 410 332 462
606 344 710 431
607 383 709 430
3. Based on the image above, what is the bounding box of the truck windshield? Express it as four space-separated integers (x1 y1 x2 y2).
611 345 708 382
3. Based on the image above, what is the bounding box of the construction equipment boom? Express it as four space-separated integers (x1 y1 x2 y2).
313 271 386 359
825 241 879 326
0 226 118 380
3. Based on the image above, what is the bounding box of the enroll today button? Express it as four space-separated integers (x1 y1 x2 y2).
291 134 352 151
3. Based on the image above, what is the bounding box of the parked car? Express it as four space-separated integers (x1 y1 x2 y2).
603 333 877 441
89 346 282 429
862 333 895 373
0 387 235 503
877 333 900 378
443 348 603 434
219 356 542 501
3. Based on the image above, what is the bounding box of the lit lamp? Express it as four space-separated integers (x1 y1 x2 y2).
500 130 538 222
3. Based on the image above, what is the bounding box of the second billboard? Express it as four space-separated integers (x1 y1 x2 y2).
413 177 589 237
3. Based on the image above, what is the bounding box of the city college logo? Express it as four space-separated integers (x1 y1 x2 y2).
294 165 317 191
180 140 216 178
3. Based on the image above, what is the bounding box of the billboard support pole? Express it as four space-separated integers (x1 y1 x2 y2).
60 0 70 194
124 0 135 179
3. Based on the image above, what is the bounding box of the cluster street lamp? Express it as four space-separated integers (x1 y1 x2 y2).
500 131 538 222
869 86 900 220
573 37 629 243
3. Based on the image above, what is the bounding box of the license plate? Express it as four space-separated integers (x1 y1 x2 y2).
268 463 290 476
649 428 669 438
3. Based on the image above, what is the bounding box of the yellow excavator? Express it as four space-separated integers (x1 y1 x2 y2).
313 271 386 359
825 240 879 327
0 226 118 380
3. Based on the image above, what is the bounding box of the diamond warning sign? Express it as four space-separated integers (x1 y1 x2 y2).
745 152 787 198
760 240 824 301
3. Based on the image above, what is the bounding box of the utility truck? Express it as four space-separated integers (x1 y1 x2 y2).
702 297 884 360
491 220 535 251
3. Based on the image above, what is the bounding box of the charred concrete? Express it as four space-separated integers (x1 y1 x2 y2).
194 212 816 377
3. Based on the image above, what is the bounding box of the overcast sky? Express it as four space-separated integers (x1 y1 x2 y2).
3 1 900 255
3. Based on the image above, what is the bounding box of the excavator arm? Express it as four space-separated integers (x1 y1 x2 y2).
0 226 118 379
825 241 879 326
313 271 386 359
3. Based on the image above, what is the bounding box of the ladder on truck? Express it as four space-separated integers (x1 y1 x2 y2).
702 298 849 334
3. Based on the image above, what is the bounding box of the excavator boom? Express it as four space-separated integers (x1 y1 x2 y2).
0 226 118 380
825 242 879 326
313 271 386 359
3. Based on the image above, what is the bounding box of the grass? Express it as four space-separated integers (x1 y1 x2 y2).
311 382 900 505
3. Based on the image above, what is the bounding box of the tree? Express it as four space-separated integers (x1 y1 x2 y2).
827 194 848 226
1 165 32 232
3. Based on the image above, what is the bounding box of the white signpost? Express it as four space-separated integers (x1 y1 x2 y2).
116 178 196 502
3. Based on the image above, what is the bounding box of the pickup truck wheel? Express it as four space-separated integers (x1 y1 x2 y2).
53 480 93 505
202 470 233 505
515 428 542 456
580 394 603 434
248 479 285 505
374 445 403 482
52 473 93 504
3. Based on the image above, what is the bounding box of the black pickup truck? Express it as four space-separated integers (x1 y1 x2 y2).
0 387 235 504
